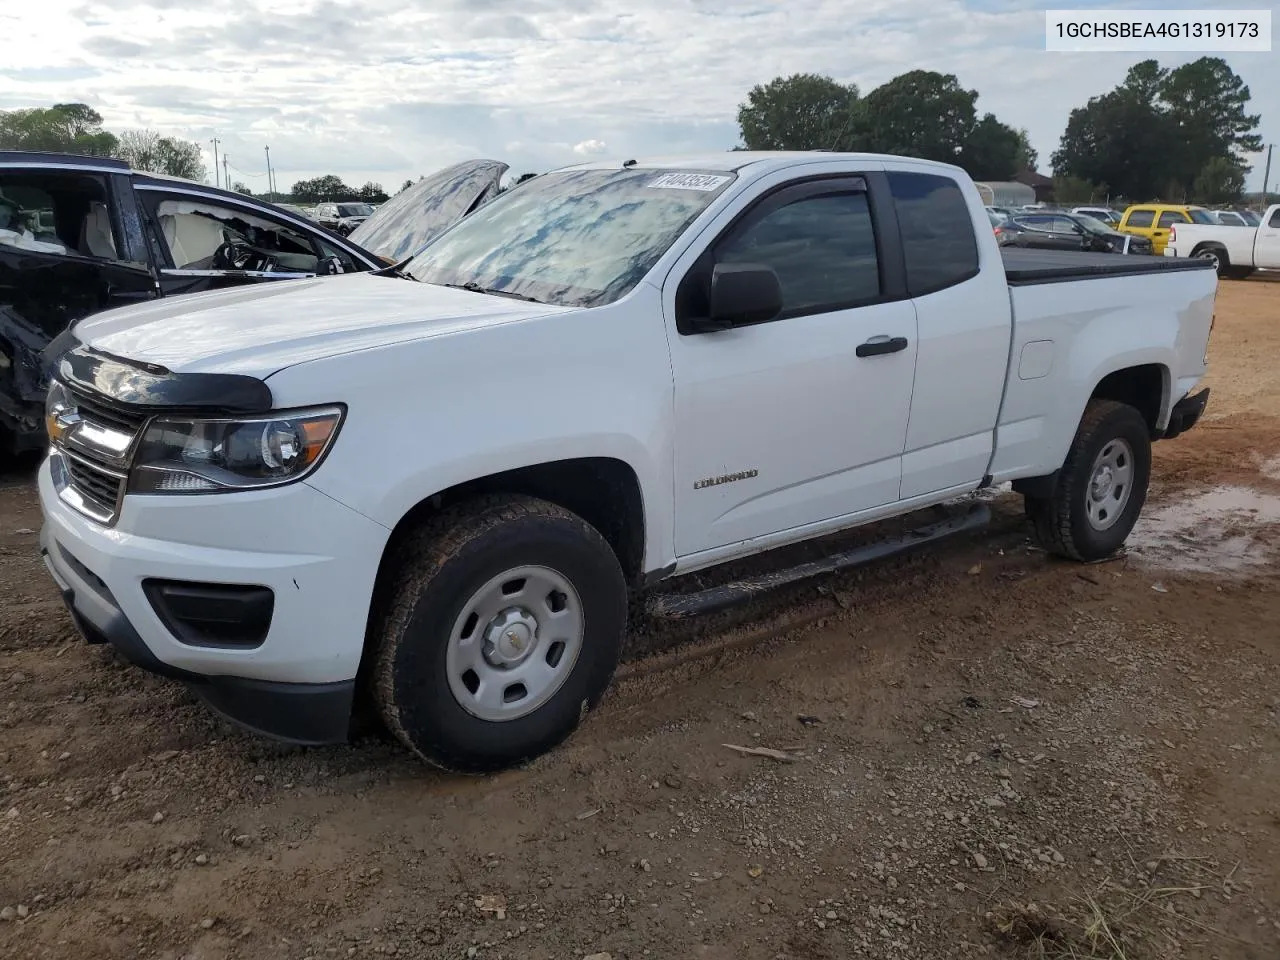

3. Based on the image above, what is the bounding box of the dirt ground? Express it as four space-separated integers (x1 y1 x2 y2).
2 277 1279 960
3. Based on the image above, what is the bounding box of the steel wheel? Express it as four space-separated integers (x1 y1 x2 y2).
1195 248 1221 272
444 565 584 722
1085 437 1134 531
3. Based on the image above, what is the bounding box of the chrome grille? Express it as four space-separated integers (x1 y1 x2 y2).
52 389 148 525
67 387 148 434
62 450 127 521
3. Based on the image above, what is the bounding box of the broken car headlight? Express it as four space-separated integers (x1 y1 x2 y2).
128 406 344 494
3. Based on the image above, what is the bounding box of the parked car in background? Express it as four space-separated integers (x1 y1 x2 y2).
1163 203 1280 277
0 152 507 459
1116 204 1215 255
314 201 376 236
1071 206 1121 226
274 202 317 221
38 151 1215 770
1205 209 1256 227
1000 211 1154 255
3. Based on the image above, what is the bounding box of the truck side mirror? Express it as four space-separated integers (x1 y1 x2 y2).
698 262 782 332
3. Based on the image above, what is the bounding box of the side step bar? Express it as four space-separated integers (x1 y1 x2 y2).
646 502 991 620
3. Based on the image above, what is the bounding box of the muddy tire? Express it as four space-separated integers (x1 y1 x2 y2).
1025 400 1151 562
370 494 626 773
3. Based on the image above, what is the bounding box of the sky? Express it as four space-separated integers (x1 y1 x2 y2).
2 0 1276 193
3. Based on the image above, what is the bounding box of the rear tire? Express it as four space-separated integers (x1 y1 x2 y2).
370 494 626 773
1025 400 1151 561
1192 244 1229 277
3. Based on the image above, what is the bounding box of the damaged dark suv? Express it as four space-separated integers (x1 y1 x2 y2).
0 152 508 460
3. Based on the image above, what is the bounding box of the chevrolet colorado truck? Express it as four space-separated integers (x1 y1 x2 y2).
37 152 1217 772
1163 204 1280 277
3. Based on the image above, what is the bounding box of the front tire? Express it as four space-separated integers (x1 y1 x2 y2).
1025 400 1152 561
371 495 626 773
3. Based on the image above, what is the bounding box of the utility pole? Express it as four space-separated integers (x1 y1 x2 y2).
1261 143 1273 212
209 137 221 188
222 155 230 192
264 145 274 201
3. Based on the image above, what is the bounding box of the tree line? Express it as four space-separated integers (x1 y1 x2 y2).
4 57 1262 208
737 71 1037 179
0 103 206 181
737 57 1262 205
288 175 389 204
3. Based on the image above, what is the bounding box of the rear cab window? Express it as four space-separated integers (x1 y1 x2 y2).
0 170 126 262
886 171 979 296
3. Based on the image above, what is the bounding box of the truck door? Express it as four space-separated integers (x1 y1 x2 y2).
1 168 158 450
886 170 1012 500
663 171 918 559
1151 210 1188 255
1258 207 1280 269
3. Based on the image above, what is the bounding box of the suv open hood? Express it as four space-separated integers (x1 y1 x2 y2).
349 159 508 263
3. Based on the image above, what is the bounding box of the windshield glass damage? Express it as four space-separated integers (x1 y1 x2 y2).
404 168 737 308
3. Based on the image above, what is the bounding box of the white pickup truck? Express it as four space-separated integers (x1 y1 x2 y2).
1164 203 1280 276
38 152 1217 772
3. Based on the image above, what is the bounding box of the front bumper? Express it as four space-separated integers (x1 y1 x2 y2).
1161 387 1210 440
38 459 390 744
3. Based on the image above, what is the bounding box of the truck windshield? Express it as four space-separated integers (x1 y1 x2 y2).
404 168 737 307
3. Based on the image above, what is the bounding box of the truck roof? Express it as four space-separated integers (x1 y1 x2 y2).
0 150 131 170
556 151 966 176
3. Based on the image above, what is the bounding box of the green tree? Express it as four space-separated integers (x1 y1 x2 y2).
116 129 206 181
1012 128 1038 171
1052 68 1179 200
231 181 253 195
0 102 118 155
399 178 414 193
961 113 1024 179
1053 57 1261 201
357 181 388 203
1192 156 1246 204
855 71 976 163
291 175 354 203
736 73 860 151
1161 57 1263 190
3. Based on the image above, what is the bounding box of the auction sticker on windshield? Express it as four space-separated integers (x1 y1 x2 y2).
647 173 732 191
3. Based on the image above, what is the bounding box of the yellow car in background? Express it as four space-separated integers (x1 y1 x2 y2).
1116 204 1216 255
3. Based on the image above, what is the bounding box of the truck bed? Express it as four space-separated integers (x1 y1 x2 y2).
1001 248 1215 285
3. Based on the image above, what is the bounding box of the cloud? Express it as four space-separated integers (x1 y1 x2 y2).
82 36 150 57
4 0 1275 191
572 139 608 156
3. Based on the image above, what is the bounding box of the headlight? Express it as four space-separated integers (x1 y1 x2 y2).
128 406 344 494
45 379 75 444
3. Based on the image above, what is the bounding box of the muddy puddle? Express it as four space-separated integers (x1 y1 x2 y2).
1129 485 1280 575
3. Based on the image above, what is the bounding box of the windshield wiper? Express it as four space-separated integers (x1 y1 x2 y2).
443 280 544 303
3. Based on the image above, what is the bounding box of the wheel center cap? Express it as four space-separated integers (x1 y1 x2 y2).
484 609 539 666
1092 465 1114 499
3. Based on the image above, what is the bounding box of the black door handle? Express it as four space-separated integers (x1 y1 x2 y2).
856 336 909 358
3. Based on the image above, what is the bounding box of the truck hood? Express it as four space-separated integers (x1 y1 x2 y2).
70 273 570 378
